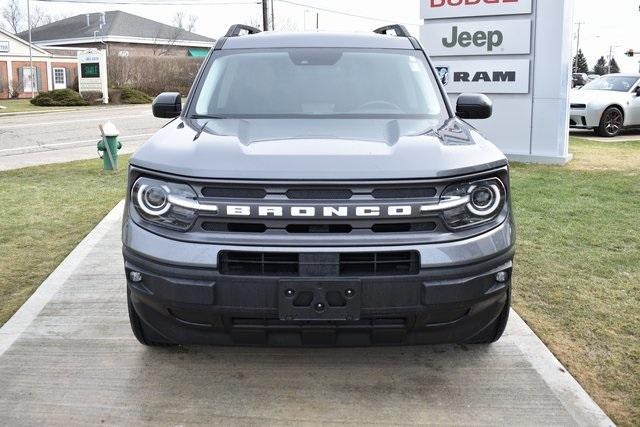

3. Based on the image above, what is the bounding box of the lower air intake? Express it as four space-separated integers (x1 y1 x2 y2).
218 251 420 277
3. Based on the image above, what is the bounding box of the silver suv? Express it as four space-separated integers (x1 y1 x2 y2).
123 24 515 346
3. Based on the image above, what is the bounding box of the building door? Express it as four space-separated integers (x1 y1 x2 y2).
53 67 67 90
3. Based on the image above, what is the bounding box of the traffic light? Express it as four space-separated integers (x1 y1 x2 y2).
625 49 635 57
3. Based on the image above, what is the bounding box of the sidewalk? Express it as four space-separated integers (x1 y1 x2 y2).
0 202 613 426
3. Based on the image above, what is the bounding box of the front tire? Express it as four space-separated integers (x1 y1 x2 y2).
127 290 175 347
465 290 511 344
597 107 624 137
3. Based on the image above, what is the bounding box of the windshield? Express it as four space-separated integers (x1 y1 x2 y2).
582 76 639 92
193 48 447 119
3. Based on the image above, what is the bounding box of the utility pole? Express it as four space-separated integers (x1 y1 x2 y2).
573 22 583 73
27 0 34 98
607 45 621 73
270 0 275 31
262 0 269 31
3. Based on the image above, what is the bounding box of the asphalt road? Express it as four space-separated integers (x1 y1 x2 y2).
0 105 169 171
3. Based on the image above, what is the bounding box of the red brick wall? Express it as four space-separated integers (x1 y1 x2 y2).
11 61 49 98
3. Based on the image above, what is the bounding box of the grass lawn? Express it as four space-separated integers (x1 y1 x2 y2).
511 137 640 426
0 98 51 114
0 156 130 324
0 138 638 424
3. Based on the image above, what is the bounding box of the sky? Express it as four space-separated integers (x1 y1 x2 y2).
4 0 640 73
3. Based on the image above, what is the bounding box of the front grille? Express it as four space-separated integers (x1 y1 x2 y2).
219 251 420 277
286 188 353 200
372 187 436 199
191 180 449 239
201 221 437 234
201 187 267 198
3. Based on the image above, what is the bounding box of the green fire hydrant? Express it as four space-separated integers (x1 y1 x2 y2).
97 121 122 171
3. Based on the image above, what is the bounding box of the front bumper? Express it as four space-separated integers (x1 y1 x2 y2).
570 106 602 128
123 218 515 346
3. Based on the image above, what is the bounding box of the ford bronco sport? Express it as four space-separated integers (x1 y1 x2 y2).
123 24 515 346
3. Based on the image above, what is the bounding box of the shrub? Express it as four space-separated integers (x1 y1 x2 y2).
81 91 103 104
108 89 122 104
120 87 152 104
30 89 89 106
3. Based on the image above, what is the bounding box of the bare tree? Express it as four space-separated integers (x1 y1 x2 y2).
152 27 181 56
1 0 23 33
31 6 53 28
0 0 58 33
173 11 197 33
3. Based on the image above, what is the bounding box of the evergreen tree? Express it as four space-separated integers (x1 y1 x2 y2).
593 56 608 75
572 49 589 73
608 57 620 73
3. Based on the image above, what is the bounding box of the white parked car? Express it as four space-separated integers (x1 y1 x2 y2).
570 74 640 137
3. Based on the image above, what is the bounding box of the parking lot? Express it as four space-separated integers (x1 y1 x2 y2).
0 105 167 171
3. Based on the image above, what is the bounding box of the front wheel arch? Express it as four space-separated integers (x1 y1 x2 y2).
597 105 625 137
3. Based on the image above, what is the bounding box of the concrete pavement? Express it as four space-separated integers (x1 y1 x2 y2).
0 105 168 171
0 202 612 426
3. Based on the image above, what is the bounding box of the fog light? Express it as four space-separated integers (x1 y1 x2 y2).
496 271 508 283
129 271 143 283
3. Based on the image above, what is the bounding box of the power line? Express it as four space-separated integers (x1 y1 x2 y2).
275 0 419 26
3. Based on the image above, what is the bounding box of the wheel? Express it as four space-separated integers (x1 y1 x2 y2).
465 290 511 344
127 290 175 347
597 107 624 137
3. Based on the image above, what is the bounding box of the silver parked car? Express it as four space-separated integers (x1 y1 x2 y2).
570 74 640 137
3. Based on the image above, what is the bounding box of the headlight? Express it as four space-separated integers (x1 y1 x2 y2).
440 177 506 229
131 177 199 231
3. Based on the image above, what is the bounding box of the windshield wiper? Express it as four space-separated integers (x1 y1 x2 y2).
193 120 210 142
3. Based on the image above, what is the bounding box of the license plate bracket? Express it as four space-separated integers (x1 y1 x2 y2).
278 279 362 321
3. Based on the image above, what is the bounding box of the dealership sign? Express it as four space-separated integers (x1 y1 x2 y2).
420 19 531 56
77 49 109 104
422 0 533 19
434 59 530 94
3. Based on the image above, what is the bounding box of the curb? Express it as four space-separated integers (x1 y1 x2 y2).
0 200 125 356
508 311 614 426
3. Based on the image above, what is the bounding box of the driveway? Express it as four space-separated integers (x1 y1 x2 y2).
0 105 168 171
0 203 612 426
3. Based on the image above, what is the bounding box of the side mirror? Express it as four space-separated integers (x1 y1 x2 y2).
152 92 182 118
456 93 493 120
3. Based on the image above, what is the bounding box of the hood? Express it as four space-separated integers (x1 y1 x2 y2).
130 118 507 180
570 89 630 105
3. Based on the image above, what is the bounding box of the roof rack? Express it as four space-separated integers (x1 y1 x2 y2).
225 24 261 38
373 24 411 38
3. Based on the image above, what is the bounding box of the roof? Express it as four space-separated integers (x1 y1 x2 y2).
0 27 51 55
221 31 416 50
18 10 215 47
